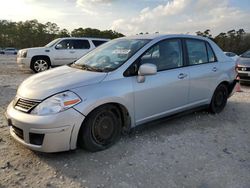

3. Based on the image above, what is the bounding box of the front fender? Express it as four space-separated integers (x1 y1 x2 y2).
71 78 135 127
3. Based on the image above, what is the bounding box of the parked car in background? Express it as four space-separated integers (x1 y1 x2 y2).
224 52 239 62
6 34 237 153
3 47 18 55
236 50 250 83
17 37 110 73
0 48 4 54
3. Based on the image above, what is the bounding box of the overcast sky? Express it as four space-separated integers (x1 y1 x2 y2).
0 0 250 36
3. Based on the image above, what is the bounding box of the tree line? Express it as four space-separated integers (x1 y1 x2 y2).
196 29 250 54
0 19 124 49
0 19 249 54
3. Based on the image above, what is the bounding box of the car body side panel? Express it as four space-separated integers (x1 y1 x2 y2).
187 62 221 105
132 68 189 125
51 48 80 66
72 77 136 127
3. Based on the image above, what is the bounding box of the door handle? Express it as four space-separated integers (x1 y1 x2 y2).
178 73 187 79
70 51 75 53
212 67 217 72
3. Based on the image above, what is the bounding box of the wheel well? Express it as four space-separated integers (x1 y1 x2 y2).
219 81 231 96
112 103 131 134
83 103 131 133
31 55 51 68
219 81 229 87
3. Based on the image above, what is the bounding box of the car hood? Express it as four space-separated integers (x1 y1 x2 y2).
20 47 49 55
237 57 250 66
23 47 47 51
17 65 107 100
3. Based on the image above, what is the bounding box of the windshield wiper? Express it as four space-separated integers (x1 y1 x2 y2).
71 63 112 72
82 64 105 72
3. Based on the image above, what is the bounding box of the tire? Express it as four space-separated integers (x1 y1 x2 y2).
31 58 50 73
209 84 228 114
78 105 122 152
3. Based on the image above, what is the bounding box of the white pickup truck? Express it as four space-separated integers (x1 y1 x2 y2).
17 37 110 72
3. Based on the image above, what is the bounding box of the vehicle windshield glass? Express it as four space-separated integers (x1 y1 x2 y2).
45 38 60 47
241 50 250 58
72 39 150 72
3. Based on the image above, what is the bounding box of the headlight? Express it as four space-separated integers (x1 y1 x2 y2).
31 91 81 116
20 50 27 58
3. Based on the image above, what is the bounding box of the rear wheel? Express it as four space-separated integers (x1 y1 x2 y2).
209 84 228 113
31 58 50 73
78 105 122 152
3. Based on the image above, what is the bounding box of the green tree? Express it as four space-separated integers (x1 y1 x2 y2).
197 29 250 54
0 20 124 49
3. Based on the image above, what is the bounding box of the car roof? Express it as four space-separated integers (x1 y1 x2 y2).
120 34 213 42
60 37 110 41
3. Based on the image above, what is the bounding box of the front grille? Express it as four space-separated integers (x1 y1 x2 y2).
14 98 40 113
12 126 24 140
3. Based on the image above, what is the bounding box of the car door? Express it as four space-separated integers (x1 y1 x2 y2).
71 39 92 59
185 39 222 105
131 39 190 125
52 39 77 66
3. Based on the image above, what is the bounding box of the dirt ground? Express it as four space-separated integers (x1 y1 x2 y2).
0 55 249 188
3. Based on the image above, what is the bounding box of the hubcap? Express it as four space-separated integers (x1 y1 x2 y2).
215 91 224 106
34 60 48 72
92 112 116 145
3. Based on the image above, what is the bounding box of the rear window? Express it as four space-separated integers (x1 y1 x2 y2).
92 40 108 47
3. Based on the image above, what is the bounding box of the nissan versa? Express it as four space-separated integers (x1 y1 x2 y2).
5 34 237 152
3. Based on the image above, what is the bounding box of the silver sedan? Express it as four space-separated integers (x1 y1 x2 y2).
6 34 237 152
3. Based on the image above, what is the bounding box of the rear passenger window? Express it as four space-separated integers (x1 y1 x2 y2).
92 40 107 47
186 40 208 65
206 43 216 62
72 40 90 49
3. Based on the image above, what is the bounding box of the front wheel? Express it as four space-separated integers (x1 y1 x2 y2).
78 105 122 152
31 58 50 73
209 84 228 113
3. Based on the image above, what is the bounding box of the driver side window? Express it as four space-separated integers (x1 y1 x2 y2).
124 39 183 77
56 40 74 49
140 39 183 71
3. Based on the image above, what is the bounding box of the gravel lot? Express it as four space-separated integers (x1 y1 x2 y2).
0 55 250 188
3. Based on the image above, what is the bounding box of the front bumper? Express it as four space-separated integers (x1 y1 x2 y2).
5 101 85 153
237 71 250 82
17 57 32 68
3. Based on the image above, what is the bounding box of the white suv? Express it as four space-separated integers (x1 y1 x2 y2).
17 37 110 72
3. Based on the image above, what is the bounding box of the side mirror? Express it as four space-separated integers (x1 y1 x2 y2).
55 44 63 49
137 63 157 83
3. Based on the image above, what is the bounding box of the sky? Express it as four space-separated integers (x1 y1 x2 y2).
0 0 250 36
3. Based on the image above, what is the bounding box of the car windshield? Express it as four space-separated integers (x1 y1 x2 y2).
45 38 60 47
72 39 150 72
241 50 250 58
